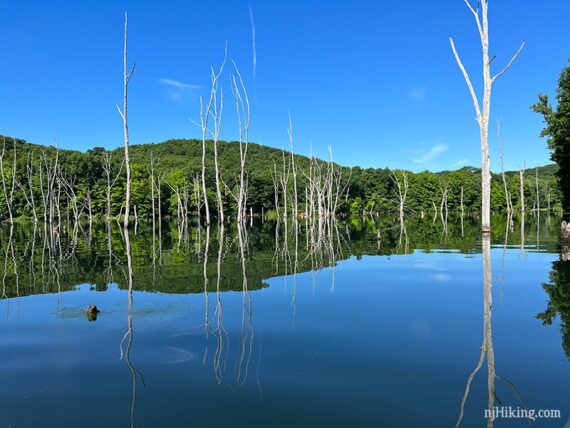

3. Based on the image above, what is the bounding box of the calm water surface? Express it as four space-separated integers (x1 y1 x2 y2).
1 216 569 427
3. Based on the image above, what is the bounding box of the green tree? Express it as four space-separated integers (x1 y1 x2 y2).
532 60 570 212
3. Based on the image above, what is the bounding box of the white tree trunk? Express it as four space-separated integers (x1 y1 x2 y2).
116 12 135 230
450 0 524 234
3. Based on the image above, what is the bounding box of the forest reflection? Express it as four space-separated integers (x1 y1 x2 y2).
0 214 561 298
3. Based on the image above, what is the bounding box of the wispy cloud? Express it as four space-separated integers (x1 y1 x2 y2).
453 158 470 168
412 143 448 165
408 86 428 102
159 78 200 102
249 5 257 80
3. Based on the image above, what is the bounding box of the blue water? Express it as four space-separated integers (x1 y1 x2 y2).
0 220 569 427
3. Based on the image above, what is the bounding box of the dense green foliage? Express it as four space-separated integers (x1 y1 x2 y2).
0 136 562 223
532 60 570 212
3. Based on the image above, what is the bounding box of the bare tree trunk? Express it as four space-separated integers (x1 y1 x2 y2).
450 0 524 234
87 192 93 226
288 115 298 225
519 165 525 216
149 156 156 234
270 161 279 221
103 151 124 224
231 65 251 226
0 139 17 225
116 12 136 230
210 79 225 225
280 149 290 219
535 166 540 217
390 169 408 228
156 175 162 238
439 182 449 229
498 136 512 216
16 152 39 223
198 98 211 226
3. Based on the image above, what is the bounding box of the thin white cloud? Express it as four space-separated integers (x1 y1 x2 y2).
159 79 200 90
249 5 257 80
159 78 200 102
453 158 470 168
412 143 448 165
408 86 428 102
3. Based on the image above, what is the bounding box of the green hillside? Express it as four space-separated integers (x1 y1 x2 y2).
0 135 562 222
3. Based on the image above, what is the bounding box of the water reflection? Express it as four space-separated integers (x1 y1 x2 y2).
456 233 538 427
0 214 567 427
118 227 145 428
537 245 570 358
0 215 557 299
455 235 496 427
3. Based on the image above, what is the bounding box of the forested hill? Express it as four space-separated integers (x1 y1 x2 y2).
0 136 562 220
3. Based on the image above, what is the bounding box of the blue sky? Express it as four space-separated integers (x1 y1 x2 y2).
0 0 569 172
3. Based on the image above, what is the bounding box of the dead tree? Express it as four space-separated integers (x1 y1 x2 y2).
450 0 524 233
102 151 124 224
198 94 211 225
16 152 38 223
439 181 449 226
272 160 280 221
116 12 136 229
155 173 163 239
288 114 299 225
230 63 251 225
194 47 227 226
209 55 227 225
390 169 408 227
86 190 93 227
61 175 81 228
280 148 290 219
535 166 540 217
0 139 17 225
193 174 201 218
519 164 525 215
498 131 513 216
149 155 157 233
166 179 190 232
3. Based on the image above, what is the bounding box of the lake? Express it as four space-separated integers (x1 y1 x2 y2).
1 215 569 427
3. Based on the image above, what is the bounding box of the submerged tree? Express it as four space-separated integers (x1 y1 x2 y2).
0 139 16 225
449 0 524 233
116 12 136 229
532 60 570 213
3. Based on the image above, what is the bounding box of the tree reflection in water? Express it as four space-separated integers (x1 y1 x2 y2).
537 243 570 358
455 234 530 427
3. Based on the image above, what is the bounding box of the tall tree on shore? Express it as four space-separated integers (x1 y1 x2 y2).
116 12 136 229
449 0 524 233
532 61 570 213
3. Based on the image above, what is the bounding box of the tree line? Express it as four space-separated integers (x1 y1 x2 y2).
0 136 561 226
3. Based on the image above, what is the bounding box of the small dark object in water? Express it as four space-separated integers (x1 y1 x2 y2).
85 305 100 322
